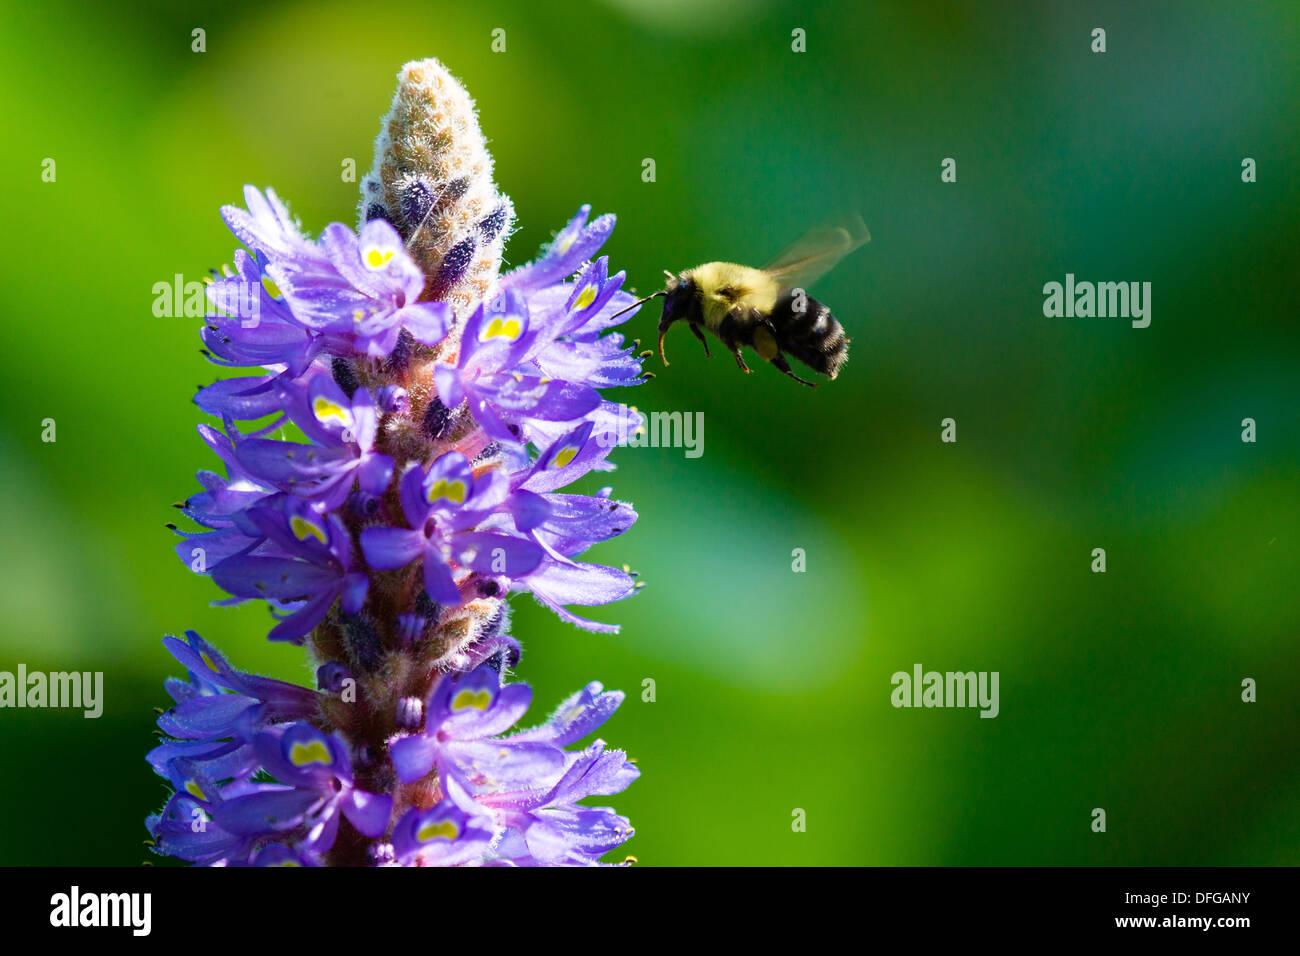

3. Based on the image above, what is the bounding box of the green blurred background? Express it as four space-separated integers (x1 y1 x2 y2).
1 0 1297 866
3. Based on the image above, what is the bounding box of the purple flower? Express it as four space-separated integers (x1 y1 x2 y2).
211 505 368 643
221 187 451 361
497 204 617 296
147 635 635 867
390 779 495 865
481 740 639 866
151 58 643 866
361 453 544 606
267 218 452 360
389 661 638 866
390 663 562 789
236 379 393 509
149 630 318 747
201 249 321 378
433 291 603 443
215 724 392 856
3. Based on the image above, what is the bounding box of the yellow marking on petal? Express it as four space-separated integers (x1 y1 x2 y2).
185 780 206 801
290 515 327 544
572 285 597 311
482 317 523 341
426 478 467 506
452 688 492 712
553 446 579 469
199 651 219 671
556 233 575 254
313 396 350 426
268 859 301 867
289 739 332 767
352 309 365 323
364 247 395 269
261 276 282 299
417 820 460 843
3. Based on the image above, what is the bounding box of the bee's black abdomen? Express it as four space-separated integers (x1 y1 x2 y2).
770 293 849 379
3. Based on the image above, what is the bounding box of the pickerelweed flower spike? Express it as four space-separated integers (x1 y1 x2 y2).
149 58 646 866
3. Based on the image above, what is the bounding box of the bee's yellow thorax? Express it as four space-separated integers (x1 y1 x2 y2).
689 262 780 331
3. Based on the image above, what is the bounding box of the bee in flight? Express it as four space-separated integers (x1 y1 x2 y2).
615 214 869 387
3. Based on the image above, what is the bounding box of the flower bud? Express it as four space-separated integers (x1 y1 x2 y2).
396 696 424 731
360 58 515 318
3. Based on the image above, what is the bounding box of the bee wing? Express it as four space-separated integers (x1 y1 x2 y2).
761 212 870 289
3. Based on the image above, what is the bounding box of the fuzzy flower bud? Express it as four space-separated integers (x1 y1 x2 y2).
359 58 515 318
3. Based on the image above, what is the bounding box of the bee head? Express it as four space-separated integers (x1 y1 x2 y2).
657 271 693 365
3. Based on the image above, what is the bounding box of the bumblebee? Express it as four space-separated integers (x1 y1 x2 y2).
618 214 869 387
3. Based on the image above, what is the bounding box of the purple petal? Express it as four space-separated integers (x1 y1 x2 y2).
358 452 394 497
341 789 393 838
422 553 462 606
519 560 637 633
235 438 352 484
215 788 322 836
391 734 439 784
398 464 432 529
267 588 340 644
360 526 425 571
513 683 625 747
399 302 452 346
157 694 259 739
212 556 339 600
454 531 545 578
449 740 566 788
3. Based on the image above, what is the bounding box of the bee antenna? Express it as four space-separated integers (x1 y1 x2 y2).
609 289 666 321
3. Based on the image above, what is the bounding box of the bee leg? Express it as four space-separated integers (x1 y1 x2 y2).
730 346 752 374
770 353 816 388
689 323 712 358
